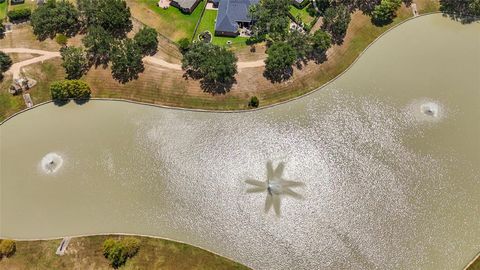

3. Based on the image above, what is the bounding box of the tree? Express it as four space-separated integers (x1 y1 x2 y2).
285 30 312 62
110 38 145 84
264 42 297 82
181 42 238 93
60 46 89 79
440 0 480 22
311 29 332 58
103 237 140 269
31 0 79 40
249 0 291 41
50 79 91 101
371 0 402 25
0 240 16 258
0 51 12 72
77 0 132 37
0 51 12 81
322 4 351 44
134 27 159 56
82 26 114 67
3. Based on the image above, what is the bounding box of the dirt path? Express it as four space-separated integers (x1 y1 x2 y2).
2 48 265 77
2 48 61 79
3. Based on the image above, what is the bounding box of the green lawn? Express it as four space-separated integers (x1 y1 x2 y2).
0 0 7 20
289 4 316 25
195 9 248 48
137 0 205 41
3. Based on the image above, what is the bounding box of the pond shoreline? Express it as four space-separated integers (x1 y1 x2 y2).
0 12 440 125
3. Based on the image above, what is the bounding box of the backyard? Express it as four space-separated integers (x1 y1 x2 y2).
289 3 316 25
133 0 206 41
195 9 248 48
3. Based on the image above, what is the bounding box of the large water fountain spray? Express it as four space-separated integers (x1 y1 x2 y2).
40 153 63 174
245 161 304 216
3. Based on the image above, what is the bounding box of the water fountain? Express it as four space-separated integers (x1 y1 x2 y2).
246 161 304 216
420 102 440 117
40 153 63 174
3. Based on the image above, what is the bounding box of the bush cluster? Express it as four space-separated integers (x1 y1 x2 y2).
103 237 140 268
50 80 91 100
7 8 31 21
0 239 16 258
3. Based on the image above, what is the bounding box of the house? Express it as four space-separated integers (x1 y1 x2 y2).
292 0 309 8
214 0 259 37
10 0 25 4
170 0 202 13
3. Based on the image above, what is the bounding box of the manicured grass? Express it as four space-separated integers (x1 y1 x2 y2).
0 0 7 20
289 4 316 25
0 235 250 270
136 0 205 41
195 9 248 48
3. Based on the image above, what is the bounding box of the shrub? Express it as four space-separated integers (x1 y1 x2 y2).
50 80 91 100
0 51 13 72
177 37 190 53
56 34 68 45
371 0 402 25
0 239 16 258
7 8 31 22
103 237 140 268
248 96 259 108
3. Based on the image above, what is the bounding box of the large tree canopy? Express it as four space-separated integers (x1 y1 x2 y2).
82 26 114 67
264 42 297 82
0 51 13 81
322 4 351 44
110 38 145 84
440 0 480 22
77 0 132 37
134 27 159 56
60 46 89 79
31 0 79 40
249 0 291 41
182 42 238 93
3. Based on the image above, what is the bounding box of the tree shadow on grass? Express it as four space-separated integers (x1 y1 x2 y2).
263 66 294 83
183 70 236 95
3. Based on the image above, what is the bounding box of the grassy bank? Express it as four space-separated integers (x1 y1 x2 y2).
0 235 250 269
0 0 442 122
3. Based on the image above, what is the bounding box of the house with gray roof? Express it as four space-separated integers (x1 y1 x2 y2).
214 0 259 37
292 0 309 8
170 0 202 13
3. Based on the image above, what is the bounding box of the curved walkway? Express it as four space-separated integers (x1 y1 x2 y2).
2 48 266 77
2 48 61 79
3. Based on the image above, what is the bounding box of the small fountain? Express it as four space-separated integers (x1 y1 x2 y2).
420 102 440 117
40 153 63 174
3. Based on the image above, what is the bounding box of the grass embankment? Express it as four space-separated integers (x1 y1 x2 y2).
0 0 441 121
133 0 205 41
466 253 480 270
0 235 250 270
195 9 248 48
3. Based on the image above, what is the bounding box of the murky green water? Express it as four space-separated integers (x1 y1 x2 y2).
1 15 479 269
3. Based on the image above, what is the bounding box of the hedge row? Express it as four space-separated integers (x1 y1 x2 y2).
7 8 31 21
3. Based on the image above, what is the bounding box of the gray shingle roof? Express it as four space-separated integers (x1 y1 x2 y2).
175 0 199 9
215 0 259 33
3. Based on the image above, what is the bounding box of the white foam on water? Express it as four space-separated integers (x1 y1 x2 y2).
40 153 63 174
